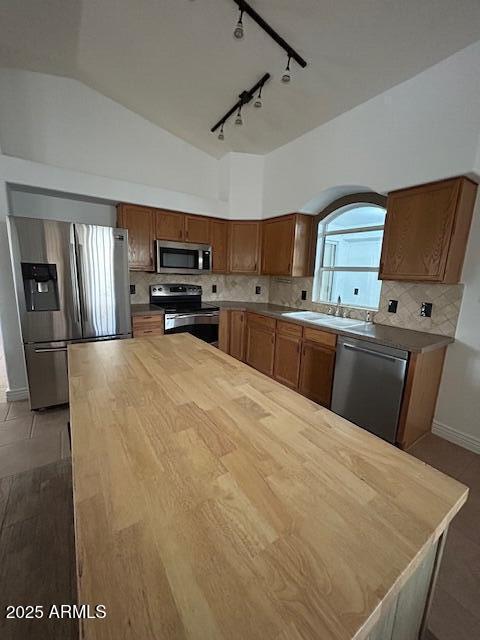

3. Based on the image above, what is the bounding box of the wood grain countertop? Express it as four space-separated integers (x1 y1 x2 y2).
69 334 467 640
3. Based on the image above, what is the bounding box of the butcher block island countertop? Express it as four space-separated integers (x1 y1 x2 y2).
68 334 468 640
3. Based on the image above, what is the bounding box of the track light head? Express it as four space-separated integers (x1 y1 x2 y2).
218 124 225 140
233 10 244 39
254 86 263 108
282 56 292 83
235 106 243 125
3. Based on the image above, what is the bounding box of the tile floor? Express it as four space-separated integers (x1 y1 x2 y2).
0 400 478 639
409 433 480 640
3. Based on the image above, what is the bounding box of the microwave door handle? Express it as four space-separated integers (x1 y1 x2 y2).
198 250 203 271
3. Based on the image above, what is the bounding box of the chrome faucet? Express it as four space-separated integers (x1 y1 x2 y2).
335 296 342 317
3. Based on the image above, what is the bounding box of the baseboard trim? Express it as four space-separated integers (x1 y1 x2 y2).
5 387 29 402
432 420 480 455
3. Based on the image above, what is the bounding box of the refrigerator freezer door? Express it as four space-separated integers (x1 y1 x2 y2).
7 217 83 343
74 224 131 339
24 342 70 410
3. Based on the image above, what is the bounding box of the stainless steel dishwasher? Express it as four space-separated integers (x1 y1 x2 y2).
331 336 408 443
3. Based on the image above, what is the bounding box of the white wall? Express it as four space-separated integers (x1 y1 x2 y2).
262 41 480 215
0 69 219 202
434 195 480 447
9 189 116 226
0 179 27 398
219 153 264 219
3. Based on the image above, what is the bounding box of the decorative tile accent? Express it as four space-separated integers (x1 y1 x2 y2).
129 272 270 304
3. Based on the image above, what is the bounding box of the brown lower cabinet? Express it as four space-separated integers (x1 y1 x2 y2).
221 312 335 408
274 321 302 389
245 313 276 376
298 341 336 408
132 314 164 337
218 310 443 446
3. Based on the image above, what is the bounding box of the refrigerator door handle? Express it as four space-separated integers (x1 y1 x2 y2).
76 245 89 325
70 241 82 326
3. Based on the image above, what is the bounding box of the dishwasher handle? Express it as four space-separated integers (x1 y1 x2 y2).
342 342 406 363
34 347 68 353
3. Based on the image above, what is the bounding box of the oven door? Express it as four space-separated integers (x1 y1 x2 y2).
165 312 219 344
156 241 211 274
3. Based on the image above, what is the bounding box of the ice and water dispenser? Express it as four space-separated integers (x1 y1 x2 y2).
21 263 60 312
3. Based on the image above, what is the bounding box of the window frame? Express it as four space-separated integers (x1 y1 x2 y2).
312 193 387 310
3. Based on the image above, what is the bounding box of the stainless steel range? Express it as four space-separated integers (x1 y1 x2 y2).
150 284 219 345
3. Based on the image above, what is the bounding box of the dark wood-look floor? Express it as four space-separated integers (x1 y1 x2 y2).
0 397 77 640
0 460 77 640
0 398 478 640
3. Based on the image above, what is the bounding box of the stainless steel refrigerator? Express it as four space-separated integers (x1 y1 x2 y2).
7 216 132 409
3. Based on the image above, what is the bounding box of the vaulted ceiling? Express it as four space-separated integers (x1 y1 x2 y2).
2 0 480 157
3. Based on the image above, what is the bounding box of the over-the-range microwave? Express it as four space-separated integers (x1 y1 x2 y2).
155 240 212 274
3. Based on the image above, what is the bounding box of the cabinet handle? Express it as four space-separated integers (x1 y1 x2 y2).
144 330 153 334
185 229 189 239
179 230 183 239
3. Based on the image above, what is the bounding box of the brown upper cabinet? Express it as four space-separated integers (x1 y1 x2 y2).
211 219 229 273
380 176 477 283
262 214 313 277
155 209 185 241
117 204 155 272
229 221 261 274
185 215 211 244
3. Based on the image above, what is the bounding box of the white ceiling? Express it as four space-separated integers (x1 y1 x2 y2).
1 0 480 158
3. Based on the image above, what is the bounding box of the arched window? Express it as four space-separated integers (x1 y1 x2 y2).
313 201 386 309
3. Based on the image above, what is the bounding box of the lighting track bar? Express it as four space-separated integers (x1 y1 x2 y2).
233 0 307 68
211 73 271 133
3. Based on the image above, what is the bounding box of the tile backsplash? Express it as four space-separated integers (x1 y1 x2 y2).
130 272 463 337
268 277 463 336
375 281 463 337
129 272 270 304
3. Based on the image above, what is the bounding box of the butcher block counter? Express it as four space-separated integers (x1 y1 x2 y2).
68 334 468 640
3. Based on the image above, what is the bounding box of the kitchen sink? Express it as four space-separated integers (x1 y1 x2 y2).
281 310 365 329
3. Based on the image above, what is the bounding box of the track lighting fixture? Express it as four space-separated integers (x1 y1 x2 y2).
282 56 292 83
233 9 244 39
254 86 263 108
210 73 270 137
232 1 307 69
234 106 243 126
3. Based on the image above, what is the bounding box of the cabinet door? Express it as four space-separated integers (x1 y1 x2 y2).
229 221 261 274
246 321 275 375
229 310 246 361
380 180 460 281
218 309 230 353
156 209 185 241
185 215 210 244
211 220 229 273
262 216 295 275
299 342 335 408
274 333 302 389
117 204 155 271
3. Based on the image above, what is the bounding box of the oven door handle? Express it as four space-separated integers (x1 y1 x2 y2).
171 312 219 319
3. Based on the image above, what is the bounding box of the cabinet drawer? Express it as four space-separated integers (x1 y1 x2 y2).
276 320 303 338
132 314 164 328
133 323 164 337
303 327 337 349
246 313 276 331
